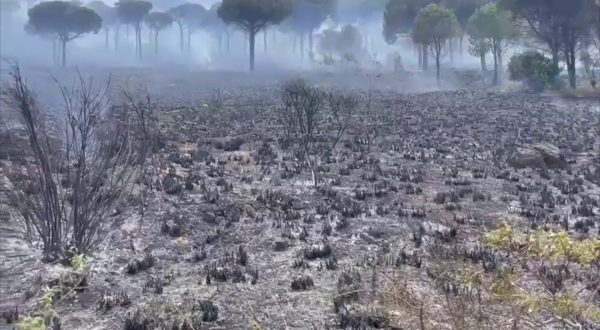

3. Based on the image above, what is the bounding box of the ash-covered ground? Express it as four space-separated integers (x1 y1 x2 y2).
1 68 599 330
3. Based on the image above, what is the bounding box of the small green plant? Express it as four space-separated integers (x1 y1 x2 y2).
70 253 89 273
508 51 561 92
16 316 46 330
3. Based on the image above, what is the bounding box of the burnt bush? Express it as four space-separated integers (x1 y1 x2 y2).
303 243 333 260
98 288 131 310
196 300 219 322
291 275 314 291
223 137 245 151
126 253 155 275
124 308 151 330
0 305 19 324
163 175 183 195
337 268 361 304
143 276 165 294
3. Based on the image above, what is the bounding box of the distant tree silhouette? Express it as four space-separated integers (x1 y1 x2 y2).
116 0 152 59
27 1 102 67
218 0 293 71
412 4 460 83
145 11 173 54
168 3 206 52
87 1 118 49
288 0 336 59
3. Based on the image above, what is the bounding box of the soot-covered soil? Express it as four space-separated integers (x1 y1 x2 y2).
0 71 599 330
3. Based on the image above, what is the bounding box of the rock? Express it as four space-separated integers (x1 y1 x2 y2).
509 148 545 169
533 143 566 168
509 143 566 169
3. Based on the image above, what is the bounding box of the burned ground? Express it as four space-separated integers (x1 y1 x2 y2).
0 71 599 329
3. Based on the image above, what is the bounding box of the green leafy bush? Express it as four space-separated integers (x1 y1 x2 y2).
508 51 560 92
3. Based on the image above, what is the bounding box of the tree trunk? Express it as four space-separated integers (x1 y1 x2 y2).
492 43 498 86
565 43 577 88
61 38 67 68
418 43 422 70
435 40 441 84
263 29 267 53
105 28 109 50
422 44 428 71
52 39 57 64
155 30 158 55
218 34 223 54
137 24 142 59
293 34 297 54
249 29 256 71
114 25 120 51
551 47 559 69
300 32 305 59
480 52 487 71
449 39 454 64
244 31 248 55
179 24 184 52
309 30 314 61
187 28 191 51
226 31 231 54
497 45 503 84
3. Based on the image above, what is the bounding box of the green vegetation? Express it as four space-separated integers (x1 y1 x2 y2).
508 51 561 92
412 4 460 83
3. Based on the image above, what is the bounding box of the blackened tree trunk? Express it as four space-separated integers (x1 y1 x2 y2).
105 28 109 50
226 31 231 54
492 40 499 86
300 32 305 59
218 34 223 54
187 28 192 51
249 29 256 71
434 39 442 84
137 24 143 59
562 27 577 89
53 38 57 64
61 37 67 68
263 29 267 53
178 23 184 52
480 52 487 71
309 30 314 60
417 43 422 69
293 34 297 54
422 44 429 71
565 41 577 88
497 46 503 84
449 39 454 64
114 25 120 51
154 30 159 55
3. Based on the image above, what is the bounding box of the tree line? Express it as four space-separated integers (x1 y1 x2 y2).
15 0 600 86
383 0 600 88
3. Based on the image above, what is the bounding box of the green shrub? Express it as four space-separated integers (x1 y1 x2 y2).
508 51 560 92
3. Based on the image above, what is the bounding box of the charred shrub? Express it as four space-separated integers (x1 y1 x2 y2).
236 245 248 266
303 243 333 260
223 137 245 151
274 240 290 252
337 268 362 304
291 275 314 291
124 308 151 330
98 288 131 310
143 276 165 294
196 300 219 322
162 175 183 195
338 312 389 329
0 305 19 324
126 253 155 275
